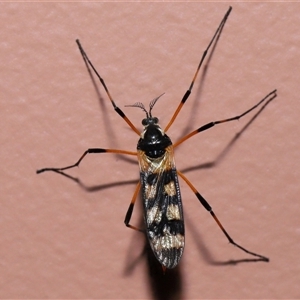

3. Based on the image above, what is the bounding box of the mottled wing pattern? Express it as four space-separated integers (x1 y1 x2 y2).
138 146 184 268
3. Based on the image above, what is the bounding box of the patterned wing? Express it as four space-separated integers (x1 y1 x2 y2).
138 146 184 269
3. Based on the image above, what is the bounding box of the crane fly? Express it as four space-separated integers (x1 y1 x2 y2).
37 6 276 270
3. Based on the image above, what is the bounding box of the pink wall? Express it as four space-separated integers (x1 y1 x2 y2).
0 2 299 298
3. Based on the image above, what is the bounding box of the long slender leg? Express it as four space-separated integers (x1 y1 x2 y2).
36 148 137 174
124 181 143 232
164 6 232 132
177 170 269 261
76 39 140 136
174 90 277 148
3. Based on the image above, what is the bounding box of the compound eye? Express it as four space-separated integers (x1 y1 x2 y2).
142 118 148 126
153 117 158 124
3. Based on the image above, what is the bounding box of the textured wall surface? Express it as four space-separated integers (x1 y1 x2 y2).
0 2 298 299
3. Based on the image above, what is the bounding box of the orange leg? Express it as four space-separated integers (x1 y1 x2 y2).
174 90 277 148
177 170 269 261
164 7 232 132
76 40 140 136
37 148 137 174
124 181 143 232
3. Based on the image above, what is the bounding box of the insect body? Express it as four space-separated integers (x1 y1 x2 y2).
37 7 276 270
134 98 184 268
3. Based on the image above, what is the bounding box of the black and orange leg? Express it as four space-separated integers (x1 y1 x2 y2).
174 90 277 148
164 6 232 132
76 39 140 136
124 181 144 232
36 148 137 174
177 170 269 261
